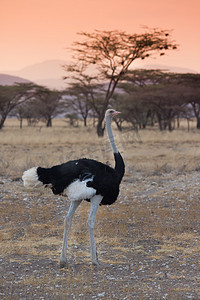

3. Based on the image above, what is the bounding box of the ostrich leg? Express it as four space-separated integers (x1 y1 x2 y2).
87 195 103 265
60 200 82 268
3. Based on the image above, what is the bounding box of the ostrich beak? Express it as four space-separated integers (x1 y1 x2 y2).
112 111 121 115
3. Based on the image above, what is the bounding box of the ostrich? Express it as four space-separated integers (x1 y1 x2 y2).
22 109 125 267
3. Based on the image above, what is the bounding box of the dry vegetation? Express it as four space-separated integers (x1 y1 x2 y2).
0 118 200 299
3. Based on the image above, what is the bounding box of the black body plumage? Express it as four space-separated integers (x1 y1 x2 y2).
37 152 125 205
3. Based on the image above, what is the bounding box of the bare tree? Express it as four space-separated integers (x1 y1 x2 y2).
64 28 178 136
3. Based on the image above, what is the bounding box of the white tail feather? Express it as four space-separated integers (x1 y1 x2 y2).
22 167 43 188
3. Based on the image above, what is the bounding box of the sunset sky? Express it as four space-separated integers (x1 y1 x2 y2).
1 0 200 72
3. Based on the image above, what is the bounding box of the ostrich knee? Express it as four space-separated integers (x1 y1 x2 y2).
65 214 73 228
87 218 95 230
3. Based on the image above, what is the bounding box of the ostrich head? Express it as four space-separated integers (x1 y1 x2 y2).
105 109 121 119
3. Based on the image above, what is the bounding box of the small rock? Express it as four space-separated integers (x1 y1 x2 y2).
97 292 105 297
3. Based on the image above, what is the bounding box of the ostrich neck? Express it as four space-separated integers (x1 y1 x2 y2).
105 116 118 154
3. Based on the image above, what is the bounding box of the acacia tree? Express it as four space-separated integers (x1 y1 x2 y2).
150 83 186 131
0 83 35 129
175 73 200 128
12 101 40 128
34 87 63 127
116 70 188 131
63 63 105 127
117 69 169 129
64 28 177 136
64 84 93 127
63 66 97 126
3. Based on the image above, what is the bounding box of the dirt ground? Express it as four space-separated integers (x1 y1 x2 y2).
0 122 200 299
0 170 199 299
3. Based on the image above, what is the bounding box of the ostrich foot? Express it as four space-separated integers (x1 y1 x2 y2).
91 250 102 266
92 259 103 266
60 257 68 268
92 259 99 266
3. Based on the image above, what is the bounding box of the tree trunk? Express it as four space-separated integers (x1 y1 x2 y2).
20 118 23 129
114 119 122 131
187 119 190 132
83 117 87 127
0 116 7 130
97 117 105 137
177 116 180 128
168 119 173 131
156 114 163 131
197 117 200 129
46 118 52 127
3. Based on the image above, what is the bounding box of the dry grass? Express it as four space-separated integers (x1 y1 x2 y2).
1 118 200 178
0 119 200 299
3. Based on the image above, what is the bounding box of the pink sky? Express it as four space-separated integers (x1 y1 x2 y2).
1 0 200 72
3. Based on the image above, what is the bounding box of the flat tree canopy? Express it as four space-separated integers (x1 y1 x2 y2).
64 28 178 136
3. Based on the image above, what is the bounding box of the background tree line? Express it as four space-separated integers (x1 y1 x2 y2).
0 29 200 134
0 70 200 133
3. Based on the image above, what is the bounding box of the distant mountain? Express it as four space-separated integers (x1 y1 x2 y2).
0 74 31 85
1 60 198 90
16 59 68 90
0 60 68 90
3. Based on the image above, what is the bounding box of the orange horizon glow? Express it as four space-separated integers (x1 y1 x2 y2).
1 0 200 73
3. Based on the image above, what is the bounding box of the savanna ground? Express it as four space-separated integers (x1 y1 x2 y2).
0 118 199 299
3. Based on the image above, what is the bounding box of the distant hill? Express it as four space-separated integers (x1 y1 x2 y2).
13 59 67 79
0 74 31 85
0 60 198 90
1 60 68 90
